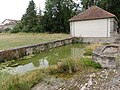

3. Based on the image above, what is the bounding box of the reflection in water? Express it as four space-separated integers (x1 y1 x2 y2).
9 63 36 74
40 58 49 68
7 59 49 74
71 48 84 57
3 44 85 74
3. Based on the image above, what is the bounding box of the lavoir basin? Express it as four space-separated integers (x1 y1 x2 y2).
0 44 86 74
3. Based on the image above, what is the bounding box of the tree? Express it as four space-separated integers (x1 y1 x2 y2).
21 0 38 32
42 0 79 33
97 0 120 27
36 6 43 32
81 0 120 27
81 0 99 10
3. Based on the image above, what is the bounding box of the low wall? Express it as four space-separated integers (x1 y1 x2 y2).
92 45 119 68
82 37 116 43
0 36 118 62
0 38 74 62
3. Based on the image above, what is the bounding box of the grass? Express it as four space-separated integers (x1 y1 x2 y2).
84 43 102 56
47 57 101 75
0 72 11 89
85 43 102 50
0 33 70 50
47 58 76 75
0 69 45 90
0 57 101 90
0 43 102 89
80 58 101 68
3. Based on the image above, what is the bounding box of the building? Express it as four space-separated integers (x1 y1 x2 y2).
0 19 19 31
69 6 118 37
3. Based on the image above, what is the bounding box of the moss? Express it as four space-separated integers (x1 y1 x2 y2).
80 58 101 68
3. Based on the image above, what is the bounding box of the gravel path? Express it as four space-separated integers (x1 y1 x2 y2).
32 68 120 90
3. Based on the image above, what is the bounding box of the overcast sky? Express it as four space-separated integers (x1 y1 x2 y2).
0 0 79 23
0 0 45 23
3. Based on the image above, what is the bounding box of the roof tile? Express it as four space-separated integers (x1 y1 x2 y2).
69 6 116 22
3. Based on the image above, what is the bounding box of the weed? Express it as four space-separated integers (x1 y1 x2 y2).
84 49 93 56
1 69 45 90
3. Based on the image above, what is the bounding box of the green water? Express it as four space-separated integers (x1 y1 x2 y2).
0 44 87 74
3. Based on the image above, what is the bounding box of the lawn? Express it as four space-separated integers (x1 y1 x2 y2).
0 33 70 50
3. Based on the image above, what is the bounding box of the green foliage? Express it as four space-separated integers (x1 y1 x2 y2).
3 28 11 32
0 57 101 89
81 0 120 27
12 0 42 33
98 0 120 26
12 0 80 33
10 23 22 33
80 58 101 68
20 0 38 32
81 0 98 10
42 0 80 33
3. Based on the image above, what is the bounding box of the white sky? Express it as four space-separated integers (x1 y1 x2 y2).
0 0 45 23
0 0 79 23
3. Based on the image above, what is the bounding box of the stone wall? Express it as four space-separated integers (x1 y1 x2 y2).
92 45 119 68
0 38 74 62
82 37 116 43
0 36 118 63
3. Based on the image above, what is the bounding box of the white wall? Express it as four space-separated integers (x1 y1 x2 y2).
70 18 112 37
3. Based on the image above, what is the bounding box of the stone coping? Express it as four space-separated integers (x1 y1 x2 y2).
0 37 73 53
93 44 119 57
0 37 77 62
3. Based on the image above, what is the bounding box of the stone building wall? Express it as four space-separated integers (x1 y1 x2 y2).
82 37 116 43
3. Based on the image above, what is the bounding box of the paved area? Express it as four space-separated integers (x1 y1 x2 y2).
32 68 120 90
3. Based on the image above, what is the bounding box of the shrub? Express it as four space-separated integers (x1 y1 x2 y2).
10 28 21 33
58 58 76 74
80 58 101 68
47 58 76 75
10 23 22 33
3 28 11 32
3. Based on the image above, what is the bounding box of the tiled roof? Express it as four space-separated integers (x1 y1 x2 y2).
69 6 117 22
1 19 18 24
